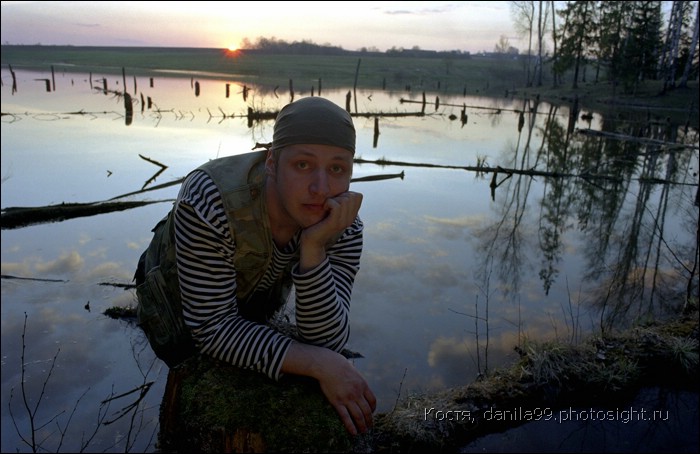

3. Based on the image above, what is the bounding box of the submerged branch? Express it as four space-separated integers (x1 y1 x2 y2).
0 171 406 230
576 128 700 151
355 157 699 185
1 200 173 230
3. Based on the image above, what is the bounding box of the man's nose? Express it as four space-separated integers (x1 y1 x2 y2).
309 169 330 196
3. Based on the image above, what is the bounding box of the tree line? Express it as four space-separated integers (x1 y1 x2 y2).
508 1 699 93
240 36 472 60
239 2 698 94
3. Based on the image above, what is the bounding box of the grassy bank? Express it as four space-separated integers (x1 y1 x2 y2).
0 45 518 96
3 45 697 123
372 308 699 451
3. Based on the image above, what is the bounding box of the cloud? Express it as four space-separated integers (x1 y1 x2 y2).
34 251 84 276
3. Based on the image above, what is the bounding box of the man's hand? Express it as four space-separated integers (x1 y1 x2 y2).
299 191 362 272
282 342 376 435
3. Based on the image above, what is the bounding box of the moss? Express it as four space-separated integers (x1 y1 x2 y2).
160 355 353 453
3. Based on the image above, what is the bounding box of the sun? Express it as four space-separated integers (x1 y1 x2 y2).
225 42 243 57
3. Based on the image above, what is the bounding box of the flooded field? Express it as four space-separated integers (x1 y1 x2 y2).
1 65 698 452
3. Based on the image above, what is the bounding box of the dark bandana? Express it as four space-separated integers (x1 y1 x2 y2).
272 97 356 154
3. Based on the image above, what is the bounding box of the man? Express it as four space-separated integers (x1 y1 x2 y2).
135 97 375 435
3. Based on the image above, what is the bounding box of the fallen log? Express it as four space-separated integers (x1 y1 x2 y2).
1 199 172 230
0 171 408 230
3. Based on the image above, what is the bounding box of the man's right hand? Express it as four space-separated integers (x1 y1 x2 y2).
282 342 376 435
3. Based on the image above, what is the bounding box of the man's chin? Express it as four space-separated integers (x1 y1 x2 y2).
299 212 328 229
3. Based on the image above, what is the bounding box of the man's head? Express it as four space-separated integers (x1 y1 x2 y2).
271 97 355 161
265 97 357 231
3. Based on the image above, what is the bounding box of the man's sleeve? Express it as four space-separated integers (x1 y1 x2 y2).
174 171 293 380
292 216 363 351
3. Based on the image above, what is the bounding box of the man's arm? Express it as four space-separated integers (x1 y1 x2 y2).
174 171 293 380
288 191 375 435
293 192 363 351
281 341 376 435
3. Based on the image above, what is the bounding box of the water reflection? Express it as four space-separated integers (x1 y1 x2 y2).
1 67 697 452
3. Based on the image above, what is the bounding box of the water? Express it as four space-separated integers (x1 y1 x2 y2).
1 66 697 452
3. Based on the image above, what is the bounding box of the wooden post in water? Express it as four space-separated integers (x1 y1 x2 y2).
289 79 294 102
318 78 322 96
353 58 361 113
194 81 200 97
226 83 230 98
373 117 380 148
50 66 56 91
9 64 17 94
150 77 154 88
122 67 127 94
345 90 351 113
124 93 133 126
421 92 426 114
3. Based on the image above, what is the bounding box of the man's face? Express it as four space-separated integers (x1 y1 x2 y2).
267 143 354 229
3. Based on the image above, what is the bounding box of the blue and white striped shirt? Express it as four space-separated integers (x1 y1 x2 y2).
173 170 363 380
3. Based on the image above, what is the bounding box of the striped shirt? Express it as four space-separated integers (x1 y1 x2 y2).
173 170 363 381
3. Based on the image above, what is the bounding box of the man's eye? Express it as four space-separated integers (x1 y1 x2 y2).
330 165 346 174
296 161 310 170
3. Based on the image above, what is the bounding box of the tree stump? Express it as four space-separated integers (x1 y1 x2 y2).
157 355 354 453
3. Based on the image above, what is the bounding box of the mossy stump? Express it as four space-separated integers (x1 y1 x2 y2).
157 355 353 453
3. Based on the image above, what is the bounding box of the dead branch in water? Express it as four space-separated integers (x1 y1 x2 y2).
1 200 173 230
575 128 700 150
139 154 167 169
0 170 405 230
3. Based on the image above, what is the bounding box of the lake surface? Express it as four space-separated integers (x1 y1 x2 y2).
1 66 698 452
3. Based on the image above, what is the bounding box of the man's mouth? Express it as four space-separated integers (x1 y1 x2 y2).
303 203 326 212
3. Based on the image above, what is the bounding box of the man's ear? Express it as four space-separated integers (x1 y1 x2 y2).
265 150 276 177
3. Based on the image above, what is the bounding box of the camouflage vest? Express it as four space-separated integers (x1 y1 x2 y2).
135 150 295 367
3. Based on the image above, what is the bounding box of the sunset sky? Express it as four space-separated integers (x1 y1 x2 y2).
1 1 519 54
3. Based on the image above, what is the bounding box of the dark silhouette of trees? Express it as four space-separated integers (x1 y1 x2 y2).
511 1 698 94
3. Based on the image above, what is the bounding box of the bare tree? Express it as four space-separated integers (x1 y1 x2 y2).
534 1 552 86
494 34 512 54
550 0 559 87
511 1 536 86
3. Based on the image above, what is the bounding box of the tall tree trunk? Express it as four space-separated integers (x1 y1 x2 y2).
527 1 534 87
550 0 558 87
662 1 685 92
679 3 699 88
537 0 544 86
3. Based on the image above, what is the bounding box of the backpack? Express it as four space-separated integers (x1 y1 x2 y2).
135 211 196 367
